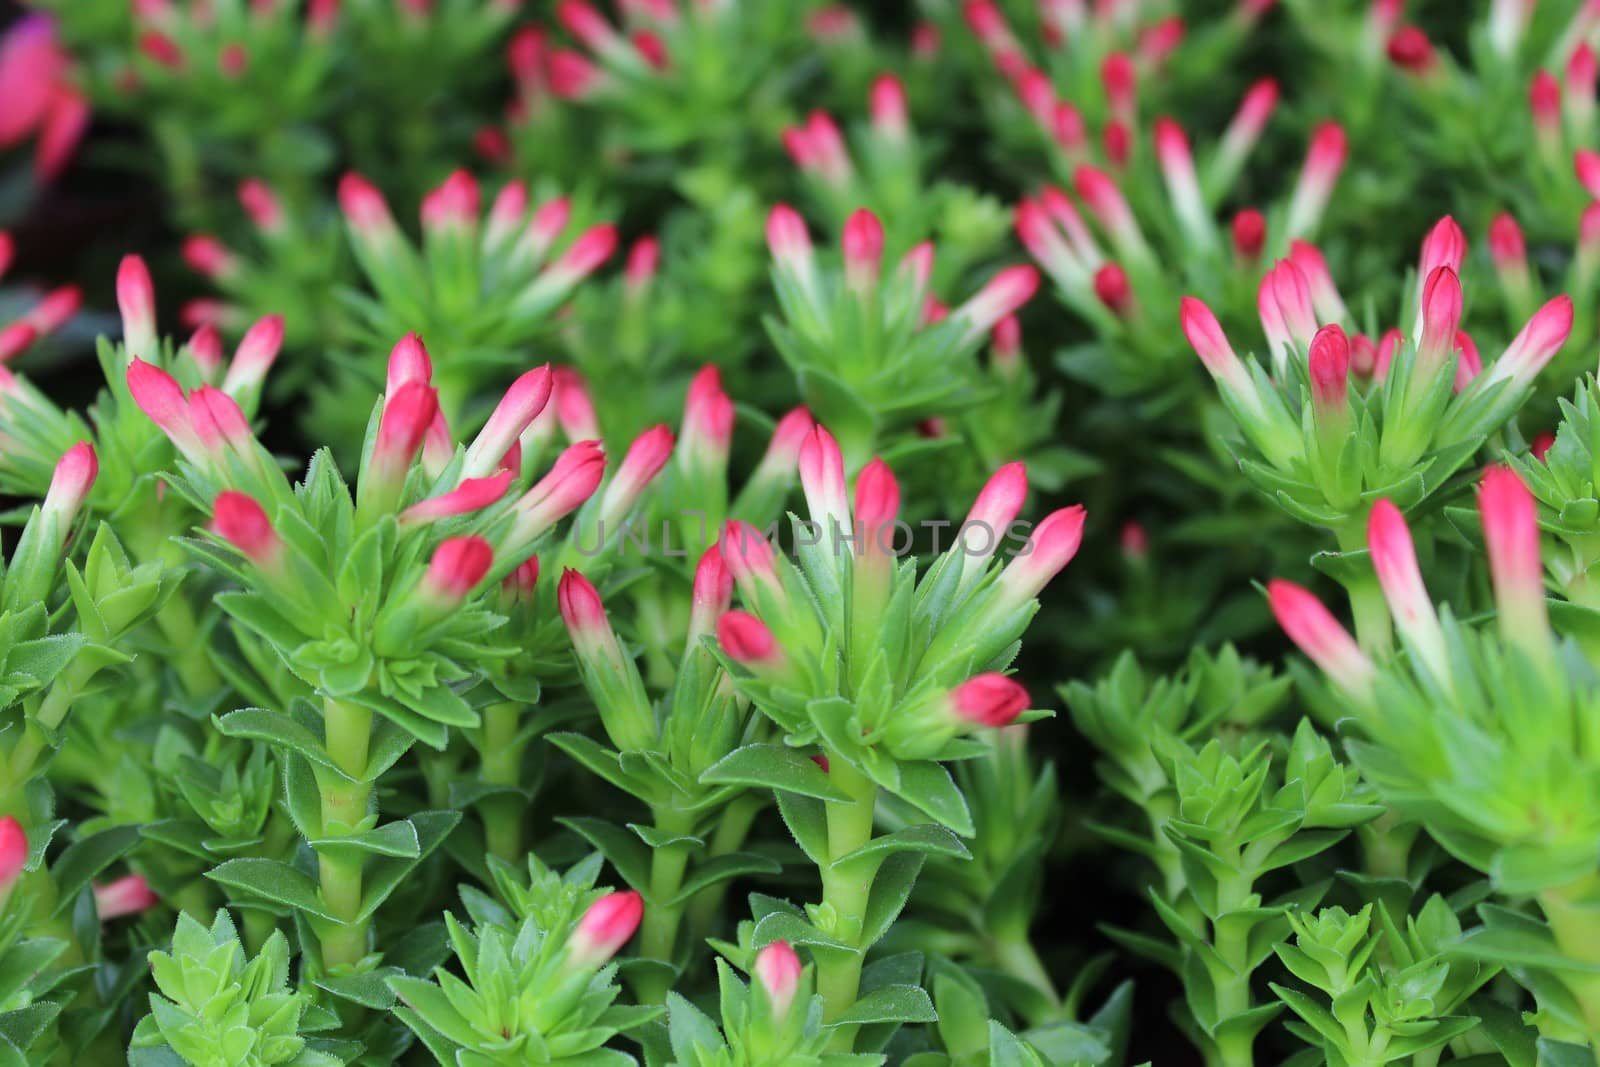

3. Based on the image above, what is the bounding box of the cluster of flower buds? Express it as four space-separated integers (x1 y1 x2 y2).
0 231 80 365
497 1 811 169
959 0 1275 175
124 329 615 747
0 14 89 182
766 203 1037 470
180 177 346 349
1016 83 1349 397
712 426 1081 793
1180 216 1573 533
338 169 616 415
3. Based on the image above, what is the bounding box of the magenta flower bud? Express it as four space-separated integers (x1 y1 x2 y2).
842 208 885 291
1386 25 1436 74
465 365 553 477
423 536 493 605
1308 324 1350 418
1531 70 1562 137
0 233 11 279
804 110 851 186
558 0 625 56
372 381 439 487
1232 209 1266 260
600 424 674 526
514 197 572 269
755 940 802 1020
1417 215 1467 283
1373 328 1402 382
188 386 253 457
338 172 395 238
1093 263 1133 318
963 461 1028 565
1102 121 1132 169
186 323 224 379
963 0 1017 53
1120 520 1149 561
1100 51 1136 124
952 265 1039 343
1367 498 1450 679
1014 66 1055 125
748 405 814 488
1287 240 1348 323
1579 150 1600 199
1257 271 1291 359
557 569 608 645
117 254 157 357
1478 465 1550 648
911 21 939 56
420 169 481 233
1269 579 1376 697
547 48 602 98
1153 118 1210 246
854 457 900 558
1014 198 1079 286
127 358 206 462
717 610 782 667
1482 294 1574 392
689 545 733 645
767 203 815 280
1218 77 1278 169
386 332 433 393
1569 44 1598 129
1533 432 1556 461
211 491 282 568
898 241 935 299
547 223 618 287
1415 266 1463 378
553 368 601 443
94 874 158 920
682 365 734 470
1051 101 1087 154
995 505 1084 607
510 440 606 545
485 180 529 250
1180 296 1255 400
721 520 783 602
0 323 36 364
1349 333 1378 378
1286 122 1347 238
1488 213 1525 272
799 426 850 534
238 178 285 234
43 441 96 527
950 673 1030 728
138 29 184 69
222 314 284 399
502 554 539 601
400 471 514 525
1453 330 1482 392
1074 165 1143 255
1269 259 1319 350
870 73 909 142
0 817 26 891
624 236 659 295
991 315 1021 372
632 28 669 70
567 891 643 970
182 234 238 280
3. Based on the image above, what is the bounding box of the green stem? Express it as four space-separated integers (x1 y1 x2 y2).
479 702 527 862
1207 873 1257 1067
815 756 884 1052
684 794 763 942
991 934 1061 1022
316 698 373 970
631 808 697 1005
153 593 223 698
1335 519 1392 655
6 656 99 795
1539 875 1600 1057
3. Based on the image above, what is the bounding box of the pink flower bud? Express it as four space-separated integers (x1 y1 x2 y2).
1100 51 1136 123
1180 296 1254 398
624 236 659 293
870 73 909 142
308 0 338 37
1367 499 1449 676
1120 520 1148 561
420 169 480 232
799 425 849 532
963 462 1027 558
1269 259 1319 350
601 424 674 524
511 440 606 543
520 198 573 267
997 505 1085 605
548 223 618 285
1014 66 1056 124
222 314 284 397
842 208 884 290
211 491 281 566
219 41 249 78
547 48 601 97
1531 69 1562 133
689 544 733 643
117 254 157 356
1287 122 1347 237
465 366 554 477
485 180 529 248
503 554 539 600
1220 77 1278 163
1454 329 1482 391
1014 199 1075 282
1349 332 1378 378
138 30 184 68
567 890 643 969
1582 202 1600 254
1386 26 1436 73
238 178 284 234
950 673 1030 727
94 874 158 919
1478 465 1549 642
898 241 935 296
44 441 96 526
0 323 35 363
766 203 814 277
1488 212 1525 273
557 0 621 54
186 323 224 378
952 265 1039 341
804 110 851 186
182 235 237 279
1093 262 1133 317
1569 43 1597 114
1482 294 1574 391
386 332 433 393
749 405 814 486
0 817 26 890
1051 101 1087 153
1074 165 1139 248
717 610 781 666
127 357 204 460
1418 216 1467 280
1139 15 1185 67
1416 266 1463 377
423 536 493 605
1577 150 1600 198
911 21 940 57
338 172 394 237
854 457 900 544
1308 324 1350 415
372 381 439 491
1533 431 1556 461
1267 579 1374 695
682 365 734 468
1374 327 1402 382
1102 121 1131 168
754 940 802 1020
963 0 1016 53
632 29 669 70
189 385 253 456
992 316 1021 371
721 520 782 600
553 368 601 442
0 233 11 279
1287 240 1347 322
401 471 514 524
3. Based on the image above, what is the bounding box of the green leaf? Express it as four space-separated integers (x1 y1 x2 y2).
559 817 656 899
355 811 459 922
829 985 937 1026
308 820 422 860
831 825 970 868
700 744 848 801
893 762 974 836
214 708 337 774
859 852 926 949
667 852 782 906
50 824 142 918
206 859 337 921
